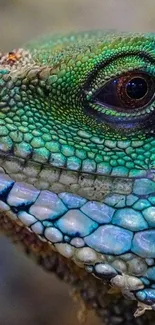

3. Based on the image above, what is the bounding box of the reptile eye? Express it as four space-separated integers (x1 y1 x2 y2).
94 72 155 110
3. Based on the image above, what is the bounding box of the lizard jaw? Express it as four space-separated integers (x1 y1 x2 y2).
0 162 155 315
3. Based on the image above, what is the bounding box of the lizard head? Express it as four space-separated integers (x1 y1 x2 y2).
1 31 155 315
0 31 155 176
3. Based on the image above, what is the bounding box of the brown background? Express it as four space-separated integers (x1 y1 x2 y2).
0 1 155 324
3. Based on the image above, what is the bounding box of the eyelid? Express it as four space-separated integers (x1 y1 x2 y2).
85 51 155 89
84 54 155 105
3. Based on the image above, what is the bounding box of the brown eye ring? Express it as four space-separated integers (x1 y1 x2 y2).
117 73 152 109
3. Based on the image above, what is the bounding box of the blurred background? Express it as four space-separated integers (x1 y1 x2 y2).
0 1 155 324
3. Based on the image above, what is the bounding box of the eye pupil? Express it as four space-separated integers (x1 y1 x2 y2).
126 77 148 100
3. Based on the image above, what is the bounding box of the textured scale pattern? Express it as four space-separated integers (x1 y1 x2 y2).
1 30 155 319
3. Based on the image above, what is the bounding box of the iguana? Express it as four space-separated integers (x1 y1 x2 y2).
1 30 155 324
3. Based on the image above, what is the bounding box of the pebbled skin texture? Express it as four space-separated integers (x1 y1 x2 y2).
1 30 155 321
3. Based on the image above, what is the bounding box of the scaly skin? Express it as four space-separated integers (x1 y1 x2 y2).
1 30 155 322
